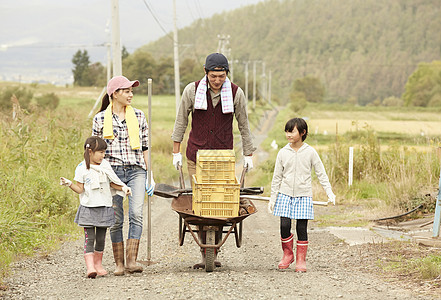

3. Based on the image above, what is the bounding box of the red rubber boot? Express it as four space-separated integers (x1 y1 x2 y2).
94 251 107 276
295 240 308 272
84 253 97 278
278 234 294 269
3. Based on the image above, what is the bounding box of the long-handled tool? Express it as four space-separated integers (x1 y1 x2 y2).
240 195 329 206
140 78 155 266
154 184 263 198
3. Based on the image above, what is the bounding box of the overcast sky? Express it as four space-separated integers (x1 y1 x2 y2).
0 0 264 84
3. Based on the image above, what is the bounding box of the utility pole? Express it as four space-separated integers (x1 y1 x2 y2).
111 0 122 76
268 70 272 104
105 19 111 81
230 56 234 82
217 34 230 58
252 60 257 110
261 61 267 101
173 0 180 115
106 43 111 81
244 62 249 101
230 58 240 82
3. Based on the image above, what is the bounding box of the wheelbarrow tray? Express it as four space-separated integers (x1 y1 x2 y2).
171 194 254 225
171 194 256 251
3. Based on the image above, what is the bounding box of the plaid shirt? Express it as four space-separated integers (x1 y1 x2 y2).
92 108 149 170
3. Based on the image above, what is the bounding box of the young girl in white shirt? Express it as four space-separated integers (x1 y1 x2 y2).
268 118 335 272
60 136 131 278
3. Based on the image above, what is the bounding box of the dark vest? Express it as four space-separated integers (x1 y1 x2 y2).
186 79 238 163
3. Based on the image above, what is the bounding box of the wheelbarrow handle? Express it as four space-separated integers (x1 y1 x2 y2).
178 164 185 189
240 166 248 188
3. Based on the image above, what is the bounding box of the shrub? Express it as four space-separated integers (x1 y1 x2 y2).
289 91 307 113
35 93 60 110
382 96 403 107
0 86 33 111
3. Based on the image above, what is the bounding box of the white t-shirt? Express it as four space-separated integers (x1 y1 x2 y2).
74 159 123 207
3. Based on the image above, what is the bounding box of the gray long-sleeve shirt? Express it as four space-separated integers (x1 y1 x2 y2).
171 81 256 156
271 143 333 201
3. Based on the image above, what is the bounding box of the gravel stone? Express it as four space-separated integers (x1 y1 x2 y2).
1 199 440 299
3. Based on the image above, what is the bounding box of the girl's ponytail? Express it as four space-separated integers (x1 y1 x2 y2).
98 94 111 113
84 143 91 170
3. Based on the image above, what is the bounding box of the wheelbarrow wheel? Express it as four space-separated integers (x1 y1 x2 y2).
205 230 216 272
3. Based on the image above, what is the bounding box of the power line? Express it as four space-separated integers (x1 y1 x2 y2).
141 0 174 41
194 0 205 20
1 43 107 49
185 0 197 23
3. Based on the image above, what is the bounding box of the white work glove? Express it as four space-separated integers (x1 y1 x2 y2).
172 152 182 170
327 191 336 205
60 177 72 187
243 155 254 171
122 185 132 196
268 194 276 214
146 172 155 196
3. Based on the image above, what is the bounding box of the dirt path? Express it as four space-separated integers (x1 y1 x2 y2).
2 107 440 299
2 199 438 299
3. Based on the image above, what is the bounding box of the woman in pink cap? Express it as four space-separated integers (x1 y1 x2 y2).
92 76 154 275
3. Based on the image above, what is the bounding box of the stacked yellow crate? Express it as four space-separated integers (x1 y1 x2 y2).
192 150 240 218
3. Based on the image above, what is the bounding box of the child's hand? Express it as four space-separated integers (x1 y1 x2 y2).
267 202 275 214
60 177 72 187
122 186 132 196
268 195 276 214
327 192 336 205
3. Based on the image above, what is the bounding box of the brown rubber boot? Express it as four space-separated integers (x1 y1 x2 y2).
295 240 308 272
125 239 143 273
112 242 125 276
278 234 294 269
192 248 222 269
94 251 107 276
193 248 206 269
193 227 222 269
84 253 97 278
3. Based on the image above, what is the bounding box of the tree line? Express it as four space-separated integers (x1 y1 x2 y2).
141 0 441 106
72 47 441 109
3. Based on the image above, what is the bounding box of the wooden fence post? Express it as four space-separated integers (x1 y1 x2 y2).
433 170 441 237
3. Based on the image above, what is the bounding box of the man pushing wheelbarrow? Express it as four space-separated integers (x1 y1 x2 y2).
171 53 256 269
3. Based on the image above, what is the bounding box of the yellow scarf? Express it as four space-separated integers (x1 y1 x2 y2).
103 102 140 150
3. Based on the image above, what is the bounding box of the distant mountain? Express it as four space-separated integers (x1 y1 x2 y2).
140 0 441 105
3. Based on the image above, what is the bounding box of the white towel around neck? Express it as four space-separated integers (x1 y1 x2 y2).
194 76 234 113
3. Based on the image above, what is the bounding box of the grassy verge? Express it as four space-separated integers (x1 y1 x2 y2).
366 241 441 287
0 106 90 281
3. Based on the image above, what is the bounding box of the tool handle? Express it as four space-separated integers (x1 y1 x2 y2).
178 164 185 189
239 166 248 188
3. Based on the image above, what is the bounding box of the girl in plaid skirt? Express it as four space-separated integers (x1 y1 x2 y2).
268 118 336 271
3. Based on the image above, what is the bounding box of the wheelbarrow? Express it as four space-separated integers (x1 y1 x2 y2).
155 166 262 272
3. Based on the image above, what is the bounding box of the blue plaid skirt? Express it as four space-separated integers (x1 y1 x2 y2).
273 193 314 220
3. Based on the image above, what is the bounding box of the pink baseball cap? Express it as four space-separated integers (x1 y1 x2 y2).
107 76 140 96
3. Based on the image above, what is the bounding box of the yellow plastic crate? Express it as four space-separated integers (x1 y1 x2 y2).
196 150 236 183
192 175 240 218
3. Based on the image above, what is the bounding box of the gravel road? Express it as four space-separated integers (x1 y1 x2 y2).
2 198 440 300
